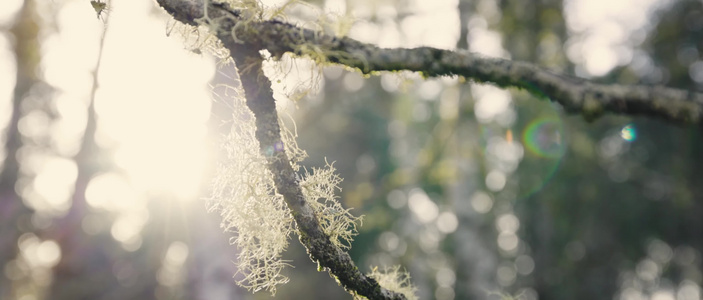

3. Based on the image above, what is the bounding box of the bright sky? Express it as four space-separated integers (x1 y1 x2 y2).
49 0 211 201
0 0 215 260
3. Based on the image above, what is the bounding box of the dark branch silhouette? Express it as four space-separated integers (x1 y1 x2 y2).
157 0 703 125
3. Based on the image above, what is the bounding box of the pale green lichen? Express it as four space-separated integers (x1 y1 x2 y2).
167 0 302 61
299 161 362 249
361 266 418 300
166 18 230 61
199 1 373 294
210 79 362 294
262 53 324 103
277 111 308 168
209 84 295 295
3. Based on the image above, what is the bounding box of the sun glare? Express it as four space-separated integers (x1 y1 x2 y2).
38 0 216 213
91 0 214 201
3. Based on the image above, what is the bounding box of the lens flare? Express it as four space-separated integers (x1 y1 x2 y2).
620 124 636 142
517 117 566 198
522 119 565 158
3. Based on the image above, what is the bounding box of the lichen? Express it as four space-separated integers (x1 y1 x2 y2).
209 64 362 295
299 161 362 250
209 84 295 295
362 266 417 300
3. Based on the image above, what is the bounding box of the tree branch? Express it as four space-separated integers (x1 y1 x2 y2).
158 0 703 125
152 0 699 297
220 21 404 300
156 1 410 298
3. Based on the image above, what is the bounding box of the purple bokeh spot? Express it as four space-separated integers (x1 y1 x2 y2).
274 141 284 152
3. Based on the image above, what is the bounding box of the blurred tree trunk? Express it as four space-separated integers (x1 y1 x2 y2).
495 0 574 298
0 0 39 297
44 9 155 298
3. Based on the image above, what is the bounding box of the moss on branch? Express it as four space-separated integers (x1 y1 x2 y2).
223 26 406 299
156 0 703 125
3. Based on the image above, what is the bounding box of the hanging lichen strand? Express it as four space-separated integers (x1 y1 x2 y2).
208 66 369 295
162 0 415 298
208 83 295 294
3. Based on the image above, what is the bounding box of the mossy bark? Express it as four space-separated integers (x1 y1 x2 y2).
157 0 703 125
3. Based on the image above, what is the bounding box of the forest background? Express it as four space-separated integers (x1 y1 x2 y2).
1 0 702 299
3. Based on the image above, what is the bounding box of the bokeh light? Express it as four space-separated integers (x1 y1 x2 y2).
522 118 566 159
564 0 668 76
514 116 566 198
3 0 702 299
470 191 494 214
408 188 439 224
620 123 637 142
